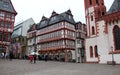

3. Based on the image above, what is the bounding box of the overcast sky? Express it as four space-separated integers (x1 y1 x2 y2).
11 0 114 25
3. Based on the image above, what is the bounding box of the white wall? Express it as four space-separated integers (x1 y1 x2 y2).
22 18 35 36
86 37 98 62
102 20 120 64
96 20 109 64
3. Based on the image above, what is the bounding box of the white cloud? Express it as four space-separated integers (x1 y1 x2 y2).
11 0 114 24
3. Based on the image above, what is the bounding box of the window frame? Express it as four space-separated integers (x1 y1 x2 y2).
90 46 93 58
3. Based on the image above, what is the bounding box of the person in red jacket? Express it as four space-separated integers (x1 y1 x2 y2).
29 55 33 63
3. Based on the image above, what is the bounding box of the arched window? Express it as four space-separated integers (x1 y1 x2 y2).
113 26 120 50
96 0 99 5
90 46 93 58
102 12 105 16
91 15 93 21
92 26 95 35
94 45 98 57
89 0 92 5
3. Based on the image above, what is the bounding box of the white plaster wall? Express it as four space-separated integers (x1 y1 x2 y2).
86 37 98 62
114 54 120 63
88 7 95 28
85 4 120 64
96 20 109 63
86 7 96 37
88 7 94 13
96 20 120 64
104 20 120 64
100 54 120 64
108 20 120 51
22 18 35 36
86 20 109 63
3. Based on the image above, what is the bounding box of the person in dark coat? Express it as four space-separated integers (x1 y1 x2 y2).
45 55 48 62
33 54 37 64
9 51 13 61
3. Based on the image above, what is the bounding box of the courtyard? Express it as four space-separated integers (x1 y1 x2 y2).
0 59 120 75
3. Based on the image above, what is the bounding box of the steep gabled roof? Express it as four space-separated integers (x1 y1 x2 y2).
37 10 75 29
27 24 37 32
60 9 75 24
107 0 120 14
0 0 17 14
37 16 49 29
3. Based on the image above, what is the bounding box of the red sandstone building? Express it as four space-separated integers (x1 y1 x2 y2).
84 0 120 64
36 10 76 62
0 0 17 55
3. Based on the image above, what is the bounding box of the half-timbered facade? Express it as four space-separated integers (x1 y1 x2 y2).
27 23 37 56
36 10 76 62
75 22 87 63
0 0 17 55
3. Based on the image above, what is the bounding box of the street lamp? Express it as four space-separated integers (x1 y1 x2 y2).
111 46 115 65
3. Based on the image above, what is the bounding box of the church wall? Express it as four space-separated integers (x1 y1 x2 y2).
97 19 120 64
84 0 120 64
107 20 120 64
85 38 98 62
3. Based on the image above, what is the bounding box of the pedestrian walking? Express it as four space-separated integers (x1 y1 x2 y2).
45 55 48 62
33 54 37 64
29 55 33 63
9 51 13 61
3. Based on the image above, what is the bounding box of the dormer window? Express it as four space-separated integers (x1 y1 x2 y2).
69 15 72 19
3 1 9 8
41 21 46 25
51 16 56 21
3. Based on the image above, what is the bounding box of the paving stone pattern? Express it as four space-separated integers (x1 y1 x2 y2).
0 59 120 75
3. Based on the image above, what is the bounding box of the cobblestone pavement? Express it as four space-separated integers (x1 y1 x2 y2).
0 59 120 75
